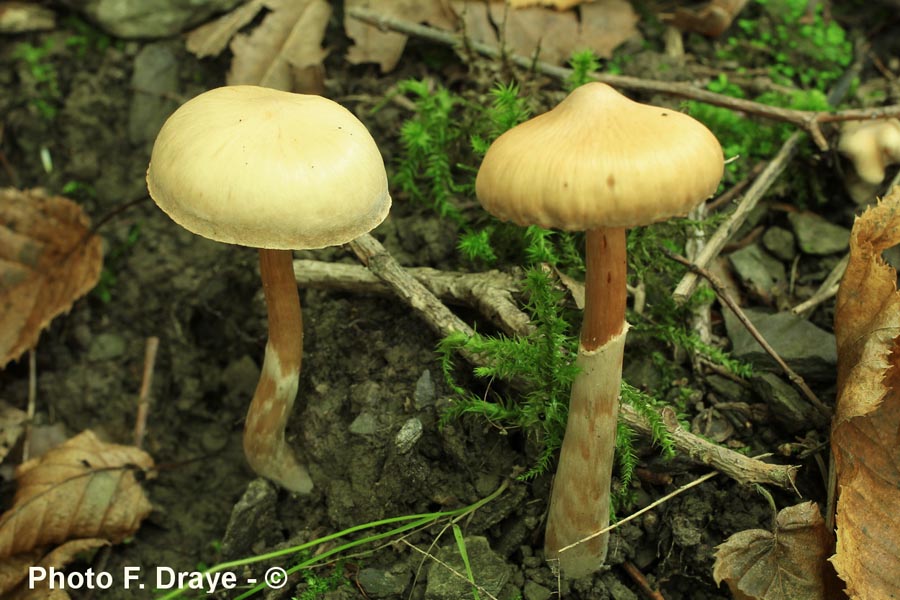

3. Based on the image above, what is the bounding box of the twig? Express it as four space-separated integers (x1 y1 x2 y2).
621 560 666 600
619 404 797 489
348 233 478 356
706 162 766 212
672 131 804 303
664 249 832 422
558 470 720 555
293 259 533 337
133 337 160 449
791 253 848 316
347 7 900 150
348 234 800 490
400 540 499 600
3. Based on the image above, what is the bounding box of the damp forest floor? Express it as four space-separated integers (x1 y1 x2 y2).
1 3 897 600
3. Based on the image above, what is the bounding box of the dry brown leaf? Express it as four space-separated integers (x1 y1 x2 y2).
0 539 108 597
0 401 27 464
832 185 900 599
662 0 749 37
0 549 44 595
346 0 637 72
488 0 639 66
227 0 331 92
0 430 154 559
185 0 265 58
345 0 457 72
0 188 102 368
713 502 831 600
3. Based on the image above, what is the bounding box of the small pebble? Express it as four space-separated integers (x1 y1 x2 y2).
394 417 423 453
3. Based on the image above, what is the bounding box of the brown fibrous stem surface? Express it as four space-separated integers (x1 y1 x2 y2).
243 248 312 494
545 227 628 578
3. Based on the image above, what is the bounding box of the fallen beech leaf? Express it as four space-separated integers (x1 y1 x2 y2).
227 0 331 92
345 0 638 73
477 0 639 66
662 0 749 37
345 0 457 73
185 0 265 58
0 188 102 368
0 539 108 597
0 430 154 559
713 502 831 600
0 549 43 595
0 401 27 463
832 185 900 599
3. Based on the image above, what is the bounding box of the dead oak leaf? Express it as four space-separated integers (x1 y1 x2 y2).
832 185 900 598
0 188 102 368
713 502 831 600
227 0 331 92
0 430 154 559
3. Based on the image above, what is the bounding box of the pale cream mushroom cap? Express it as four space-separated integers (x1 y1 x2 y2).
147 86 391 249
838 118 900 185
475 82 724 230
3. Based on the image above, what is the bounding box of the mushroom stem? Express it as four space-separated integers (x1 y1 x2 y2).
243 248 313 494
581 227 628 349
545 226 628 577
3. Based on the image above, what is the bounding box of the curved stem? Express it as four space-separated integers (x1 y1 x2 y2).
546 226 628 577
243 248 312 493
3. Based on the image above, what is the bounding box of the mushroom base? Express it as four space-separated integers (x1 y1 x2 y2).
544 326 627 578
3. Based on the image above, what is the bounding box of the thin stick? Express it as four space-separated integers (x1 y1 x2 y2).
400 540 500 600
558 470 719 554
347 8 900 150
621 560 666 600
348 234 799 490
134 337 160 449
664 249 832 421
791 253 848 316
23 348 37 462
348 233 478 341
706 162 766 212
672 131 804 303
291 259 533 337
619 404 797 489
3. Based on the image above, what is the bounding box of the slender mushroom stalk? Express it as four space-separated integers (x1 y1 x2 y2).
146 85 391 493
544 227 627 574
243 248 310 493
475 83 723 578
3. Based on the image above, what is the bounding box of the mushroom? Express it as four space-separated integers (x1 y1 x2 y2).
838 118 900 204
475 82 723 577
146 85 391 493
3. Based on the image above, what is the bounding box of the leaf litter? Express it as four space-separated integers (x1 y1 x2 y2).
713 186 900 600
0 430 155 596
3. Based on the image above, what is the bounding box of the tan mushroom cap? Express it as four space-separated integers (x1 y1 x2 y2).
475 82 724 230
147 85 391 250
